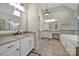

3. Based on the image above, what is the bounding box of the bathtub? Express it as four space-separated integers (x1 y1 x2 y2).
60 34 77 46
60 34 77 55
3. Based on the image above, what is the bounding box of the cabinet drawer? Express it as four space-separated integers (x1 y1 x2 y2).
0 40 19 55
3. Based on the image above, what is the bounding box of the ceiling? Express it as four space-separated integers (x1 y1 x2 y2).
37 3 77 22
37 3 77 11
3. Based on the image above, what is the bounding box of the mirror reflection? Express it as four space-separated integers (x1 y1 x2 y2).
0 3 24 31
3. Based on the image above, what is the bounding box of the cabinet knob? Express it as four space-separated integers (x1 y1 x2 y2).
17 48 19 51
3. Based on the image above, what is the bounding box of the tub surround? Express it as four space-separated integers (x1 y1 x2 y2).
60 34 77 55
59 30 77 35
60 34 77 46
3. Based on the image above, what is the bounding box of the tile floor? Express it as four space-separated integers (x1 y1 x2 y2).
29 39 68 56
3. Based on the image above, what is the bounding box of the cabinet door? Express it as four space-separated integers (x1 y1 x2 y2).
0 48 19 56
0 40 19 56
30 35 34 50
21 37 31 56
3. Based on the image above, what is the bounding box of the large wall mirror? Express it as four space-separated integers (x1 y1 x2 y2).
0 3 23 31
43 21 59 30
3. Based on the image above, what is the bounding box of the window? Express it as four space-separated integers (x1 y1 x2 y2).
13 10 21 17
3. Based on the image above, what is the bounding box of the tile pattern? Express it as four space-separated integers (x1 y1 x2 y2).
29 39 67 56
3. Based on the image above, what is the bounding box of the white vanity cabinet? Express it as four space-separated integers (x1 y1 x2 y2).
20 35 34 56
0 34 34 56
0 47 19 56
41 31 52 39
0 40 19 56
20 37 31 56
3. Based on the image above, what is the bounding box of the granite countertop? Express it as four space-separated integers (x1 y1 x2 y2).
0 32 34 46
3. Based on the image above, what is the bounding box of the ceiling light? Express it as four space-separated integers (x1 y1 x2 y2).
44 13 49 16
44 9 49 16
15 23 20 25
45 19 56 22
44 3 50 16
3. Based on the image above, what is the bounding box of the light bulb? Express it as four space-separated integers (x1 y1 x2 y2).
44 12 49 16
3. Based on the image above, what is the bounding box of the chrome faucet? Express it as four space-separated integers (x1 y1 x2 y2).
16 31 21 35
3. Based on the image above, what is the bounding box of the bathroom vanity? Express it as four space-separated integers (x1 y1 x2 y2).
0 33 34 56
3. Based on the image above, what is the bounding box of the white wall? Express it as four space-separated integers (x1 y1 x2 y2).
27 4 38 32
26 4 39 50
37 6 44 31
20 12 28 31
